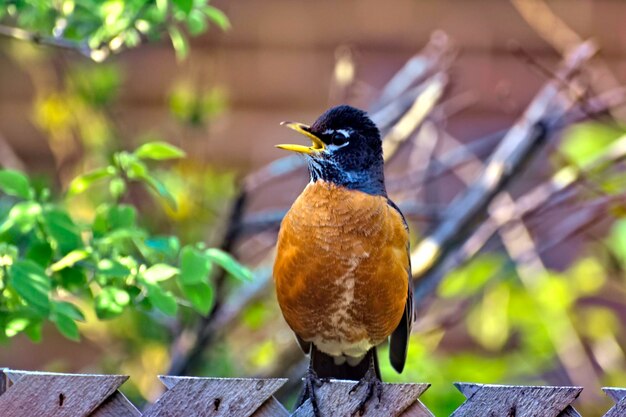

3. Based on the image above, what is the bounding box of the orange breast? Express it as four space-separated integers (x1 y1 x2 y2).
273 181 409 349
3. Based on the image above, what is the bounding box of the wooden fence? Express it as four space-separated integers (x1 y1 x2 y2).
0 369 625 416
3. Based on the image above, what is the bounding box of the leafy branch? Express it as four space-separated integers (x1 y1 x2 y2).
0 141 250 342
0 0 230 61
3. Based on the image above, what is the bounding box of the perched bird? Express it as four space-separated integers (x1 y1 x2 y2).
273 105 413 416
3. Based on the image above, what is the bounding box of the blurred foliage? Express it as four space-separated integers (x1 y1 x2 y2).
375 122 626 416
0 143 251 343
169 82 228 127
0 0 230 60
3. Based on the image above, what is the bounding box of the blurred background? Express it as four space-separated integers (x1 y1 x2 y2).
1 1 626 415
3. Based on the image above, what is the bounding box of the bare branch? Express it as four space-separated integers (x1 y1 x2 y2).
411 40 599 301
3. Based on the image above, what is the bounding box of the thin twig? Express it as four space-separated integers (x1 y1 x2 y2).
0 24 100 59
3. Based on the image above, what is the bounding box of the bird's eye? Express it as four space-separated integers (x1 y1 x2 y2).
332 133 348 146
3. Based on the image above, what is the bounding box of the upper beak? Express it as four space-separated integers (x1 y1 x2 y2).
276 122 326 155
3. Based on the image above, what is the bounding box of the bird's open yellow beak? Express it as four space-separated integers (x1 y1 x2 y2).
276 122 326 155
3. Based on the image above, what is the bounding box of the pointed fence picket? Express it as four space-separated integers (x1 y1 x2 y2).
0 369 624 416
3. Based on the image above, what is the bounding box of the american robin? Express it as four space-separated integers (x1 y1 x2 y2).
273 105 413 416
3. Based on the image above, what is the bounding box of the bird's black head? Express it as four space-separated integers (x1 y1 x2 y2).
277 105 386 196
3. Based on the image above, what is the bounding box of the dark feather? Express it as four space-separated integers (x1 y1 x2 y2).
310 345 380 381
296 334 312 354
386 198 414 374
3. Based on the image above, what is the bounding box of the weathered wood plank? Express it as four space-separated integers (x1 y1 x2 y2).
252 396 290 417
291 380 430 417
4 369 626 417
0 368 8 396
0 370 128 417
144 376 287 417
90 390 142 417
451 383 583 417
602 388 626 417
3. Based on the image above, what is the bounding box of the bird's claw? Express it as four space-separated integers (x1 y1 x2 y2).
298 367 328 417
349 367 383 416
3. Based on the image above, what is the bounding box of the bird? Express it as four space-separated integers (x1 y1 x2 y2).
273 105 413 416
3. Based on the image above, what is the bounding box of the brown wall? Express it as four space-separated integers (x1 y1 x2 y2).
1 0 625 171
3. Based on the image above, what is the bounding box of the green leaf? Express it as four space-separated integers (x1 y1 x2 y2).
57 267 87 290
97 259 131 277
173 0 193 14
180 245 211 285
146 236 181 260
140 173 177 210
5 317 30 337
169 26 188 61
135 141 186 160
50 249 90 272
126 159 148 179
204 5 231 30
156 0 168 15
25 240 53 267
0 170 32 199
144 282 178 315
53 301 85 321
52 313 80 341
181 281 213 315
95 287 130 319
23 320 43 342
67 167 116 195
51 301 83 341
42 209 83 253
93 204 110 235
107 204 136 229
204 248 252 281
143 263 179 283
0 201 42 234
109 177 126 200
9 260 51 315
187 10 207 35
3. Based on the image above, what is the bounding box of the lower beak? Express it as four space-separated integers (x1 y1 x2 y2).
276 122 326 155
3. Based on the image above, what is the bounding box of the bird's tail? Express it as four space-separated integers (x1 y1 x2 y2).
311 345 380 381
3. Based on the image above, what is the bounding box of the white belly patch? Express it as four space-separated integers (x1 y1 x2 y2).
309 335 373 365
307 256 375 365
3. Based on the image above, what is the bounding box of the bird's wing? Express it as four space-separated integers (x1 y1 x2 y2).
387 199 414 373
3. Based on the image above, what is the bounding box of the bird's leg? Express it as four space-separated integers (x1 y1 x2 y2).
349 354 383 416
296 365 329 417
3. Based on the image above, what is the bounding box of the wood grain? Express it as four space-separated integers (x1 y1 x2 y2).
0 370 127 417
144 376 287 417
452 383 583 417
90 390 142 417
253 397 290 417
602 388 626 417
291 380 430 417
2 369 626 416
